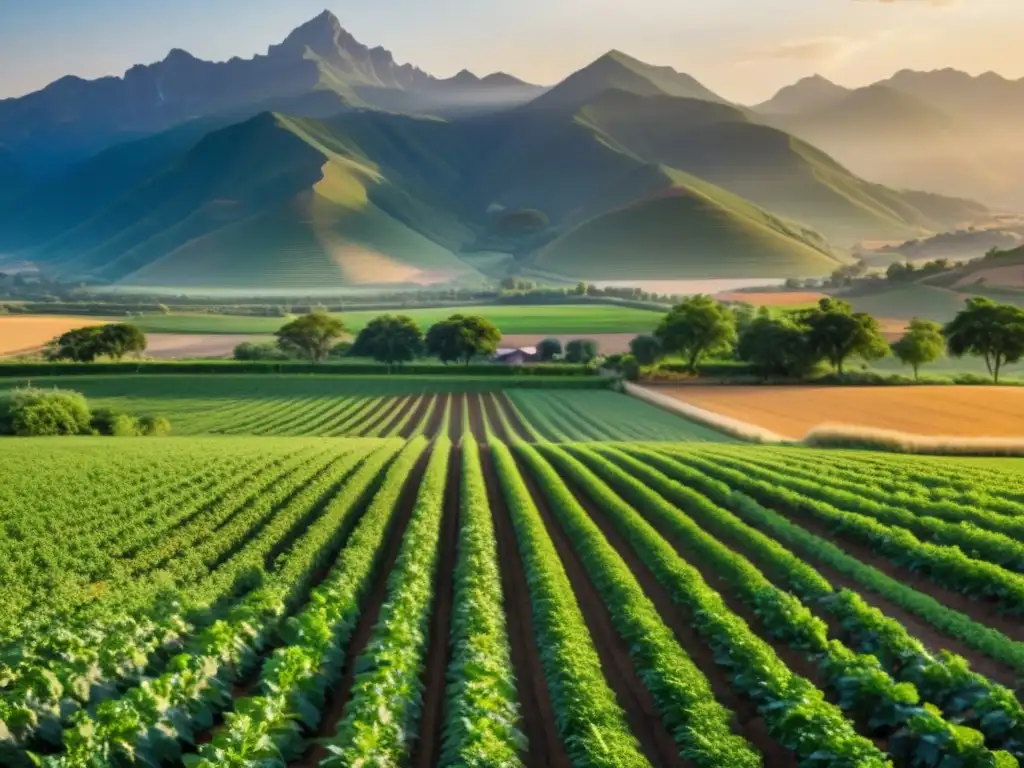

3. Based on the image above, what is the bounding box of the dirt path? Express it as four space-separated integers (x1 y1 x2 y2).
765 495 1024 646
412 446 462 768
425 394 448 439
467 393 487 442
481 447 571 768
288 447 433 767
555 468 796 767
496 393 533 442
400 396 434 439
512 453 689 768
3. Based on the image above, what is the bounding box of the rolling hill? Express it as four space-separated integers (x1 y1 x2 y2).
22 112 481 292
531 172 846 279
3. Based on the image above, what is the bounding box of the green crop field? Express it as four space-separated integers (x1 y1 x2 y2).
128 303 664 335
3 377 1024 768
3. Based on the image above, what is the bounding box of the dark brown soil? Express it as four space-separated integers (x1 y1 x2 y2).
376 395 420 437
482 393 510 442
411 446 462 767
466 393 487 442
511 452 692 768
449 393 465 443
481 447 572 768
549 463 798 767
400 395 434 439
356 396 406 437
288 447 433 767
424 394 448 439
496 392 533 441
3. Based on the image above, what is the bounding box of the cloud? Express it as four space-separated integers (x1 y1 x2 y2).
741 37 859 63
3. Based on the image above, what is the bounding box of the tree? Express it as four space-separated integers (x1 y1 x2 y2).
351 314 423 371
100 323 147 361
628 335 661 366
655 295 737 372
737 316 819 380
47 326 105 362
565 339 599 363
537 338 563 362
892 318 945 381
275 311 345 363
425 314 502 365
944 297 1024 383
797 298 889 375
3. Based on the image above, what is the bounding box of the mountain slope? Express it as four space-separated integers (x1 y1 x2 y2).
532 174 846 279
526 50 727 112
754 75 850 115
25 112 480 292
761 70 1024 206
0 10 541 177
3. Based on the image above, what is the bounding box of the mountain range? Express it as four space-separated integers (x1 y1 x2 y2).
0 11 1003 295
754 70 1024 208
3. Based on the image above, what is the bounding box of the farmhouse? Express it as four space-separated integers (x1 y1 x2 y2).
492 346 538 365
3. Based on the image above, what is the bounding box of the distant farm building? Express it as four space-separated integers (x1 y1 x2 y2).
492 346 538 365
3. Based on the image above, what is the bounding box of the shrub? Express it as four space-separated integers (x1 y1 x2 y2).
233 341 290 361
91 407 141 436
138 415 172 436
0 388 92 436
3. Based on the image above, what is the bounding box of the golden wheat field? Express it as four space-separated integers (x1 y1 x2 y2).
0 315 109 356
659 385 1024 439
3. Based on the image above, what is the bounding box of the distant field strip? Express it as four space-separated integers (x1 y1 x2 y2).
127 303 664 335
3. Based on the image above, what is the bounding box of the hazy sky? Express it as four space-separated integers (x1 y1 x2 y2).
1 0 1022 103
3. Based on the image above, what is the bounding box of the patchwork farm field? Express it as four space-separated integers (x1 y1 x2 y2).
660 384 1024 439
4 382 1024 767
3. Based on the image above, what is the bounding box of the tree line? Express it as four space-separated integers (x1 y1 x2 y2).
627 295 1024 383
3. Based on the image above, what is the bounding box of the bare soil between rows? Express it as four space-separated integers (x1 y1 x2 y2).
289 446 432 767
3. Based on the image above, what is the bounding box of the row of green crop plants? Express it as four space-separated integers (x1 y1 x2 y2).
4 413 1024 764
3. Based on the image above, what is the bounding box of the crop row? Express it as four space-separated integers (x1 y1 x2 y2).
583 445 1023 762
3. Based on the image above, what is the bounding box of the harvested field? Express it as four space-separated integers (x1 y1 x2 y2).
713 290 826 307
143 333 267 359
0 315 109 356
657 385 1024 439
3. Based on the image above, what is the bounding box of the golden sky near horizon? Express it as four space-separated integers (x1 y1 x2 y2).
0 0 1021 103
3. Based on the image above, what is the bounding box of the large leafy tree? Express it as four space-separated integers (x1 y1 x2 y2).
797 298 888 375
351 314 423 371
425 314 502 365
737 315 819 380
101 323 147 361
47 323 147 362
655 295 737 372
892 318 945 381
944 297 1024 383
275 312 345 363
